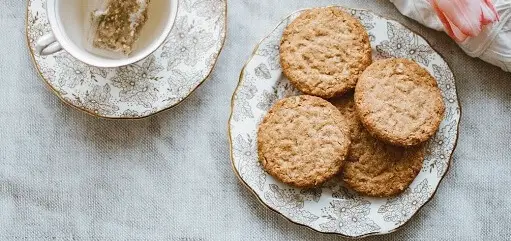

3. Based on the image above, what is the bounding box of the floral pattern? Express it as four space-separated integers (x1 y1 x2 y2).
121 109 141 118
229 7 460 238
378 179 431 225
351 9 375 30
425 117 458 177
164 69 202 103
351 9 376 41
161 16 216 69
232 75 257 122
424 145 450 177
80 84 119 116
320 199 380 236
433 64 458 104
233 134 266 191
255 18 291 70
265 184 319 224
183 0 224 23
254 63 271 79
376 22 434 66
256 89 278 112
300 188 322 202
27 0 226 118
54 54 107 88
27 11 50 49
255 42 281 70
111 55 163 108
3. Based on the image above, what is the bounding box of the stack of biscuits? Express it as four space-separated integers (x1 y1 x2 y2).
257 7 445 197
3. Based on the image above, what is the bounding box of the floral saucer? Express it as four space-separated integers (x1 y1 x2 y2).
229 7 461 238
26 0 226 118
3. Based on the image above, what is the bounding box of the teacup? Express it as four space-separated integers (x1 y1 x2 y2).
35 0 178 68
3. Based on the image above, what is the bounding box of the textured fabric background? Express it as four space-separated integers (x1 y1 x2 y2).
1 0 510 240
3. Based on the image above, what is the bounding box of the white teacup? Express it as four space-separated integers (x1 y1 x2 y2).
35 0 178 68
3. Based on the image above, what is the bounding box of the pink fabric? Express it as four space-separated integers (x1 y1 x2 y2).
430 0 499 41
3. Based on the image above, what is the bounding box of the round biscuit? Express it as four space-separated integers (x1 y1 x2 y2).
280 7 372 98
354 58 445 147
257 95 351 188
331 94 425 197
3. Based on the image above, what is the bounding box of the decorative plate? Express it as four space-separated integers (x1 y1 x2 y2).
26 0 226 118
229 7 460 238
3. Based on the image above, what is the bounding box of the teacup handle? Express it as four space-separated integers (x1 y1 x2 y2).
35 33 62 56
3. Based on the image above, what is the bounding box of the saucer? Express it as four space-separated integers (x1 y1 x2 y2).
26 0 226 118
229 7 461 238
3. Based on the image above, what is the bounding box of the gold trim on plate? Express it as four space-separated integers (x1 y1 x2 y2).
228 6 462 239
25 0 228 119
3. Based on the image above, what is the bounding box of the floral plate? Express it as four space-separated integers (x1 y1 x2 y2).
229 7 460 238
26 0 226 118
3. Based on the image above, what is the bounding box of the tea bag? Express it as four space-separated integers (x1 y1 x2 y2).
85 0 150 58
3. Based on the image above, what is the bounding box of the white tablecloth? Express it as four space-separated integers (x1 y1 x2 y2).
1 0 511 240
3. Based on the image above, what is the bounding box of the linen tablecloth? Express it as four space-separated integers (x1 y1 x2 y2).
1 0 511 240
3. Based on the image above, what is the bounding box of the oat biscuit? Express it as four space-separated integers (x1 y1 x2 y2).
331 94 425 197
355 58 445 147
257 95 351 188
280 7 372 98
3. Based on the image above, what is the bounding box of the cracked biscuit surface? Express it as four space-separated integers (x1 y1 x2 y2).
280 7 372 98
355 58 445 147
257 95 351 188
331 94 425 197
